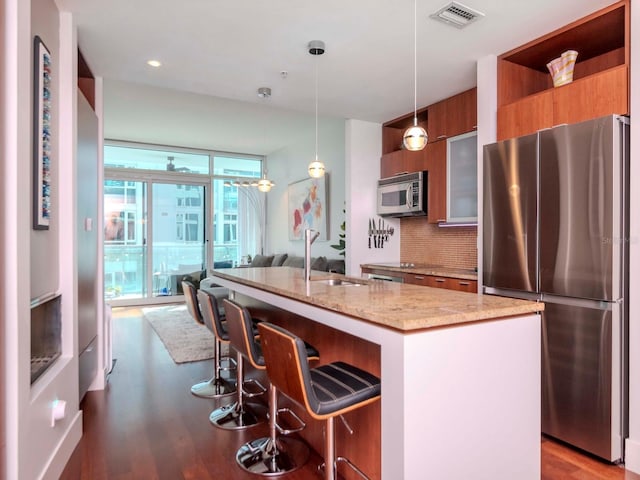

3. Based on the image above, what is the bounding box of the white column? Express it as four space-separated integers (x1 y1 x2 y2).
625 2 640 474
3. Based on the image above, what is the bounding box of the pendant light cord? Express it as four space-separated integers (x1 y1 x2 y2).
315 54 319 161
413 0 418 127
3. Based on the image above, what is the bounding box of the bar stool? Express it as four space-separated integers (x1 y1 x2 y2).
182 280 230 398
196 289 237 397
257 322 381 480
217 299 320 475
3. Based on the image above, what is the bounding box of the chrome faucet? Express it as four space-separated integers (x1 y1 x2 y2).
304 228 320 283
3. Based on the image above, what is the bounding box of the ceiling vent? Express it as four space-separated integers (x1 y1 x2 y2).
430 2 485 29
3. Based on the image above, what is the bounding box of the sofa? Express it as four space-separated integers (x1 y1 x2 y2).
199 253 345 294
245 253 345 274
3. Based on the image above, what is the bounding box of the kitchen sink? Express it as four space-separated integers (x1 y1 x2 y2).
312 278 363 286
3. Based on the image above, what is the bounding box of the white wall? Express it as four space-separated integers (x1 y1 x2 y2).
625 3 640 474
475 55 498 291
265 117 346 260
345 119 399 276
2 2 83 479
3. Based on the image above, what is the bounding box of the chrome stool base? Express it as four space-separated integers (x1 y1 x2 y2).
209 401 267 430
236 436 309 476
190 376 236 398
191 356 237 398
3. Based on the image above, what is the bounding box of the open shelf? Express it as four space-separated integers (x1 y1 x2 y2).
496 0 628 140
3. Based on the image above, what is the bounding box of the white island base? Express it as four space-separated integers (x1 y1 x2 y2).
211 271 541 480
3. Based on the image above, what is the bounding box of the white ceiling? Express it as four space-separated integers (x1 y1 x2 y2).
57 0 615 153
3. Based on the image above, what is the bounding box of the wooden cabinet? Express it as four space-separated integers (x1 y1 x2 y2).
403 272 478 293
496 0 629 140
497 90 553 140
380 149 427 178
362 267 478 293
447 278 477 293
427 88 477 143
379 137 447 224
380 88 476 177
424 141 446 224
552 65 628 126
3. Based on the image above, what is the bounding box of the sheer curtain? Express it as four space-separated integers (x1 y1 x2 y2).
237 188 265 258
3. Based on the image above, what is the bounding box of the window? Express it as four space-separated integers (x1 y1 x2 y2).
105 145 209 174
104 144 264 302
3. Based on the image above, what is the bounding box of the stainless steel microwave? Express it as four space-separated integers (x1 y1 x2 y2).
377 171 428 218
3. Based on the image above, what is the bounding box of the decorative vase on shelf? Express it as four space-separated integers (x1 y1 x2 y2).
547 50 578 87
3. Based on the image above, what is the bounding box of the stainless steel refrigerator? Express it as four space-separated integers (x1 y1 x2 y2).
483 115 629 462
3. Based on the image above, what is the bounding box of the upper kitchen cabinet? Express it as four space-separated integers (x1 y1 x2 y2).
380 87 477 178
427 88 477 143
497 0 629 140
380 108 429 177
447 131 478 223
380 149 427 178
424 140 447 224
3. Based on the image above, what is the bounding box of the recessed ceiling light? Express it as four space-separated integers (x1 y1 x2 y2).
147 60 162 68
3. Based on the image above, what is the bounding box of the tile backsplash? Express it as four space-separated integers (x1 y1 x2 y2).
400 217 477 270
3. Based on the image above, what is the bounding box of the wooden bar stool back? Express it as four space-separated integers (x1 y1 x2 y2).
209 298 268 430
222 299 318 475
182 280 232 398
257 322 381 480
196 290 237 398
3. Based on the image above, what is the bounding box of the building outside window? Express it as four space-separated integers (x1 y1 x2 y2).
103 143 264 304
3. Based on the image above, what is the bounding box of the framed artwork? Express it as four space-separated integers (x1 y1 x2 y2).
288 175 328 240
33 35 52 230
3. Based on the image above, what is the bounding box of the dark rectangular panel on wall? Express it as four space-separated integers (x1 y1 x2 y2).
77 89 99 399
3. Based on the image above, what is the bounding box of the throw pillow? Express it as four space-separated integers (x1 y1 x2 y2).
311 256 328 272
271 253 288 266
282 256 305 268
326 259 345 274
250 254 275 267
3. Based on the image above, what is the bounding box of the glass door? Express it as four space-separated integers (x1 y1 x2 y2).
104 179 148 299
103 178 207 302
151 182 206 297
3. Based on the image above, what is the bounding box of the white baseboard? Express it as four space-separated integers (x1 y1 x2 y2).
626 437 640 475
40 410 83 480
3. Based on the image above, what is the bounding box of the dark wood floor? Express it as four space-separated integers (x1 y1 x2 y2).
60 307 640 480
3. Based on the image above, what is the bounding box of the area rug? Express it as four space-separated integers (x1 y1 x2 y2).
143 305 217 364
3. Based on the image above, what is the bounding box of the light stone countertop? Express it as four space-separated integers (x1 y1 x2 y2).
209 267 543 332
361 263 478 281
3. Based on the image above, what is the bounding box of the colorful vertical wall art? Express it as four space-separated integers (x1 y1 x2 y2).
287 175 328 240
33 35 52 230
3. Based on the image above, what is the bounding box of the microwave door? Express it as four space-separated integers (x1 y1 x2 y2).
378 183 409 216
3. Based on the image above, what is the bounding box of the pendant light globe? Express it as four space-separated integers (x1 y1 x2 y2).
308 40 326 178
308 160 325 178
403 0 427 151
257 174 275 192
403 123 428 151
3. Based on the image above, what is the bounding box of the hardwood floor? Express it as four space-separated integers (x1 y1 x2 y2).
60 306 640 479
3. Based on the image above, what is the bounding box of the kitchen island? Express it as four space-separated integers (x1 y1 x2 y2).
209 267 543 480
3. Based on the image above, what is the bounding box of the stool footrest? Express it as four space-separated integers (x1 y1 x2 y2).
275 407 306 435
241 378 267 398
219 355 237 371
318 456 370 480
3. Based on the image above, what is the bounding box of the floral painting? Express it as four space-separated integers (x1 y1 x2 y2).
288 175 328 240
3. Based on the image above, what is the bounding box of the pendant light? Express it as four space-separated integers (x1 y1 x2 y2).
403 0 428 151
308 40 326 178
256 87 275 192
257 172 275 192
